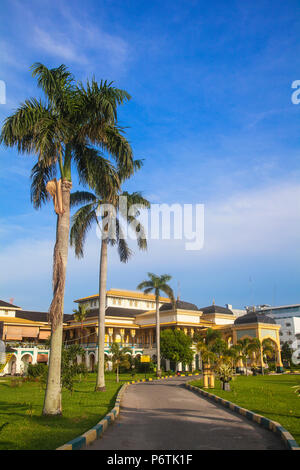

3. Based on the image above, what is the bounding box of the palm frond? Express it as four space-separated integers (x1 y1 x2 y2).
70 191 97 208
137 280 153 291
70 203 98 257
31 63 75 115
72 144 119 194
100 125 134 171
115 218 132 262
30 160 57 209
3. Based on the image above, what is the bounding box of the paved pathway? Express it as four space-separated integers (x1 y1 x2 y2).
87 377 285 450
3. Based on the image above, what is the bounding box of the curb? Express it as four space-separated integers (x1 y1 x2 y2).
185 381 300 451
56 383 128 450
57 372 199 450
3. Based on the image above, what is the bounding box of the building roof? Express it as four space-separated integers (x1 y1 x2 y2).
234 312 276 325
0 300 21 309
200 305 234 315
258 304 300 311
74 289 171 303
16 311 71 324
0 316 39 325
160 300 199 312
67 306 146 321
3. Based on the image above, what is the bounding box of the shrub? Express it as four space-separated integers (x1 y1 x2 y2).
27 363 47 379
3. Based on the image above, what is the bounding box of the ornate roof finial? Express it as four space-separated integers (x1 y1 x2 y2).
212 298 215 305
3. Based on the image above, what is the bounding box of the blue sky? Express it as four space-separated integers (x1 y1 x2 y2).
1 0 300 312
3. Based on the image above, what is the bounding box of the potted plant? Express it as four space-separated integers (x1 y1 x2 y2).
216 363 233 391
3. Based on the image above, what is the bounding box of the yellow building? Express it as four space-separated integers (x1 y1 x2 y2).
64 290 283 373
0 289 283 375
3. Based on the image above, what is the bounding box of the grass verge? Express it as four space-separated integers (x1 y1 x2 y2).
190 374 300 445
0 371 155 450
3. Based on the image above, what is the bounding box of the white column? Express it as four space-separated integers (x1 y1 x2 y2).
32 347 38 364
85 351 89 368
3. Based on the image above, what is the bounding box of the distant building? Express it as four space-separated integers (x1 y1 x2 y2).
0 299 71 375
256 304 300 364
225 304 246 318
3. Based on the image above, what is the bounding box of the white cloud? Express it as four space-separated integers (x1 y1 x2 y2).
32 12 129 72
34 28 86 64
205 181 300 256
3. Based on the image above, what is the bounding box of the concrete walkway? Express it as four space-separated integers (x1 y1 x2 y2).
86 377 285 450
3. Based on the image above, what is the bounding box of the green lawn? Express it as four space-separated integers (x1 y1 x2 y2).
190 374 300 445
0 371 155 450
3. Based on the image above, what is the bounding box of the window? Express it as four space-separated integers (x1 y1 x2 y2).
286 323 291 327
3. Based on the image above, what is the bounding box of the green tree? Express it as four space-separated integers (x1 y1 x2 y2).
195 328 222 370
110 342 131 382
1 63 133 415
281 341 294 367
262 338 275 370
223 344 241 370
211 338 227 358
160 329 193 371
137 274 175 377
72 303 88 341
70 163 149 392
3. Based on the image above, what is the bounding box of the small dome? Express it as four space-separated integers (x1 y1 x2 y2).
200 305 234 315
234 312 276 325
160 300 199 312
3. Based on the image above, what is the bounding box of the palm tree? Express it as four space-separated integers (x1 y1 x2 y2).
72 303 88 343
137 274 175 377
224 344 241 370
70 163 150 391
262 338 275 370
237 338 251 375
110 342 131 383
0 63 134 415
196 328 220 371
246 338 261 371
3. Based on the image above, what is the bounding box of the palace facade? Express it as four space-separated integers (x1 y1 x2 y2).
0 288 283 375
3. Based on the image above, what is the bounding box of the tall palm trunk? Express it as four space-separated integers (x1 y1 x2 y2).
156 294 161 377
95 238 108 391
43 179 72 415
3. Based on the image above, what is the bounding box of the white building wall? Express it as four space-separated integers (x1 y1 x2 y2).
277 316 300 364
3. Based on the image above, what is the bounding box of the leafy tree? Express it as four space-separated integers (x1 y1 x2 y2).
137 274 175 376
110 342 131 382
1 63 134 415
61 344 86 393
281 341 294 367
160 329 193 370
70 163 149 392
